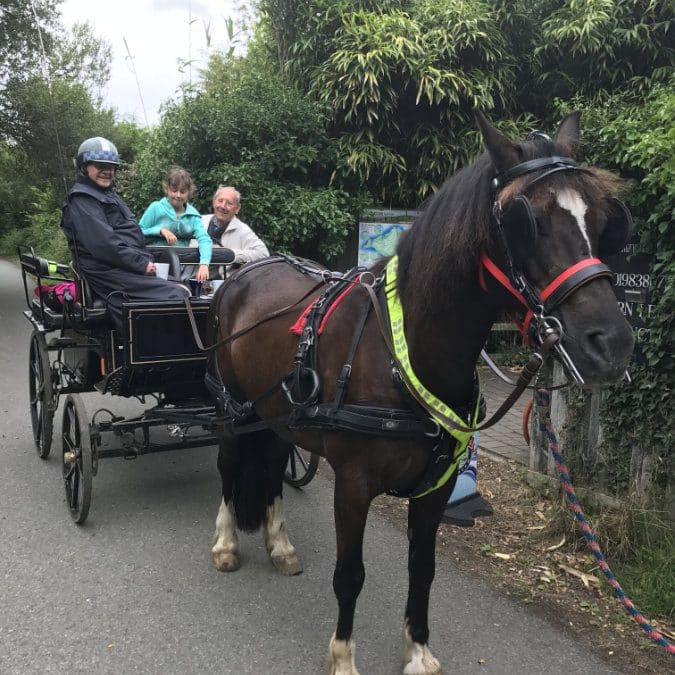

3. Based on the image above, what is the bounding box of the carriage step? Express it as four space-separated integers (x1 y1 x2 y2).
48 336 79 347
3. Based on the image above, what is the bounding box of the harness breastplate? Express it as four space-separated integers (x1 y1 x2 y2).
205 256 480 499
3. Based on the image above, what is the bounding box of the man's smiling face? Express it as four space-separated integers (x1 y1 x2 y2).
213 188 241 225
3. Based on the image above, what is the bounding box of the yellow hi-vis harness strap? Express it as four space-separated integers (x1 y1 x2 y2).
385 255 480 498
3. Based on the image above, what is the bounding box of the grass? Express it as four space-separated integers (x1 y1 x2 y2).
543 490 675 622
614 545 675 620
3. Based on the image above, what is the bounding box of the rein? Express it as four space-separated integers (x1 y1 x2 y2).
183 280 326 353
183 255 334 353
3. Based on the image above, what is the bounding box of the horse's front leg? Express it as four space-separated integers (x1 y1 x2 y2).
401 482 453 675
326 470 371 675
211 439 241 572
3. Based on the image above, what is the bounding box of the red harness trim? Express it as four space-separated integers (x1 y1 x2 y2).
479 253 527 306
481 254 605 342
289 278 360 336
480 253 530 336
521 257 603 334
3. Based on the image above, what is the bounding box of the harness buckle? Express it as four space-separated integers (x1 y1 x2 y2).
337 364 352 386
299 327 314 348
424 418 441 437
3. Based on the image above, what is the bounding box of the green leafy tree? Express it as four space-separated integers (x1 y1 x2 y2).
3 76 116 183
0 0 59 89
0 3 138 259
50 21 112 95
535 0 674 99
255 0 674 204
301 2 520 203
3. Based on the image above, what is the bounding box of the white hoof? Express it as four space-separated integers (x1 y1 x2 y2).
271 552 303 576
401 626 441 674
326 632 360 675
211 548 240 572
211 498 239 572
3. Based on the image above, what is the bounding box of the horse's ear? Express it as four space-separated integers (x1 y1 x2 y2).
554 111 581 156
475 110 520 173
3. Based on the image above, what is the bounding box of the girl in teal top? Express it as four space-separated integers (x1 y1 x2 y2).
140 166 212 282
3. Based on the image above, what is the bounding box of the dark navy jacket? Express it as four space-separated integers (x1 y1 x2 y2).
61 175 187 328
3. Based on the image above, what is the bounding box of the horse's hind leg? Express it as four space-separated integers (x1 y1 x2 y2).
401 486 451 675
263 436 302 576
326 471 371 675
211 438 241 572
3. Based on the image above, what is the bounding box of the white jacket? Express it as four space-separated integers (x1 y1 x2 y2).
200 215 269 265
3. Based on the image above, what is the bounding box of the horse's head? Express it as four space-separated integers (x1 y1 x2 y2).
476 111 634 385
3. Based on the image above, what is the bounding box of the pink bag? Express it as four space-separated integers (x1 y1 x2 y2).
35 282 78 311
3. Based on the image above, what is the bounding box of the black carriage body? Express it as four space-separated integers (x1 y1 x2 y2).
19 245 315 523
106 299 211 399
20 245 213 401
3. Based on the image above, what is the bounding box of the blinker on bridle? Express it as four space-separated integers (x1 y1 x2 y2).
481 143 616 385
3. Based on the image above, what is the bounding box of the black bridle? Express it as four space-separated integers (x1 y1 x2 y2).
480 148 615 384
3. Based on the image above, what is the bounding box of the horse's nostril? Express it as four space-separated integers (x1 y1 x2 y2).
584 329 611 361
583 327 634 368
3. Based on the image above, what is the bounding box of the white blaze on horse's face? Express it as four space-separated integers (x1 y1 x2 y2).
555 188 592 256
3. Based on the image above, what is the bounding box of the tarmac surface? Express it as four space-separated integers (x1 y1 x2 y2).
477 364 531 466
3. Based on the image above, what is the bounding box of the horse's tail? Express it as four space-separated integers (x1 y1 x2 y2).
232 429 275 533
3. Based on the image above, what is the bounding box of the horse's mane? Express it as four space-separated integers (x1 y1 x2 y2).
395 151 494 314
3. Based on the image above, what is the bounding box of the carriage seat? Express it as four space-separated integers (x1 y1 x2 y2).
19 246 106 329
70 270 111 324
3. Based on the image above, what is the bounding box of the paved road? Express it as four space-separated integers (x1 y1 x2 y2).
0 257 618 674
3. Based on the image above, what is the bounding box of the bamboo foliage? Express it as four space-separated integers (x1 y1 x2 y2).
535 0 674 97
305 2 514 203
258 0 673 205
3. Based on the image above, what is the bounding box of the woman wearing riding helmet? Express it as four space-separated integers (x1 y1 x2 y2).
60 137 188 330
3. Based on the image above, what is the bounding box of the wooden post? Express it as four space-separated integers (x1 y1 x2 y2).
529 360 568 477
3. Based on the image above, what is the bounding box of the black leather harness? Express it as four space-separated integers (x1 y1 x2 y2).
204 256 477 498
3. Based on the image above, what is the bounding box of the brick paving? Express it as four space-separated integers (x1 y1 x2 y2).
478 364 530 466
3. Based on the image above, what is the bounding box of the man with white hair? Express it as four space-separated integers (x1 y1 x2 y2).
202 186 269 269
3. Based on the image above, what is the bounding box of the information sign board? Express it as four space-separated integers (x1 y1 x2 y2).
358 209 420 268
605 237 656 360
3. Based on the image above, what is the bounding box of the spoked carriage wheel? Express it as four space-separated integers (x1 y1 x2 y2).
284 446 319 488
28 331 54 458
61 394 93 524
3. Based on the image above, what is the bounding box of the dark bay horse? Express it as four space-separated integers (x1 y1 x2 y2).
205 112 634 674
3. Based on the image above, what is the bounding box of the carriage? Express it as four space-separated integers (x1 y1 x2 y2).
19 244 318 524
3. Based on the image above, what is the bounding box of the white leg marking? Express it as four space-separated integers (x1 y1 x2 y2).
264 496 302 575
211 498 240 571
401 625 441 675
556 188 592 256
327 632 360 675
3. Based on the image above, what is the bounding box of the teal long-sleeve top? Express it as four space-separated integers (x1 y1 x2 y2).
139 197 212 264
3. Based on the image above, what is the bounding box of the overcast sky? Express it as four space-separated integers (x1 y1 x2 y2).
60 0 245 126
